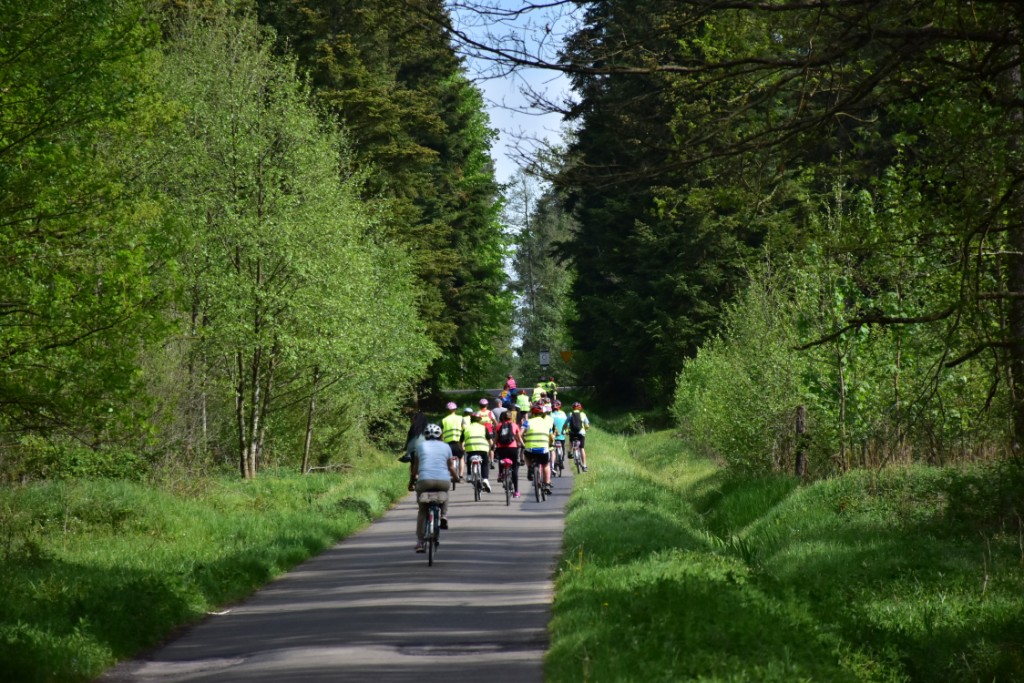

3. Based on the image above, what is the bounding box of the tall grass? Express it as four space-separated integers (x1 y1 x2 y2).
547 427 1024 682
0 451 407 683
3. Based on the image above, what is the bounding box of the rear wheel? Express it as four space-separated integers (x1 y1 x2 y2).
533 465 541 502
472 462 482 501
504 467 512 505
426 508 436 566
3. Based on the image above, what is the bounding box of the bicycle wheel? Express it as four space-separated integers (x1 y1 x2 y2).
574 443 583 474
504 467 512 505
533 465 541 502
426 506 436 566
472 462 481 502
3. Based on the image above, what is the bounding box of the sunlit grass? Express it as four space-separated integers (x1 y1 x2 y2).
548 426 1024 682
0 451 407 683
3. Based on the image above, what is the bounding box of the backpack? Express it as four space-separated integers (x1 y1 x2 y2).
569 412 584 435
496 421 515 445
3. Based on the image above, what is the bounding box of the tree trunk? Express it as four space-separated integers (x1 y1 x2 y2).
236 349 249 478
302 366 320 474
1005 22 1024 460
254 348 277 472
795 404 808 478
837 346 849 472
245 345 263 479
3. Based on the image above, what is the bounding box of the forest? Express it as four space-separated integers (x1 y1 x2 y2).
1 0 514 481
2 0 1023 486
489 0 1024 477
3 1 1024 681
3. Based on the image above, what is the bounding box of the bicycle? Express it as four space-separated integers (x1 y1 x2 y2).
499 457 515 505
553 440 566 477
530 458 546 502
467 454 484 502
571 438 583 474
418 492 446 566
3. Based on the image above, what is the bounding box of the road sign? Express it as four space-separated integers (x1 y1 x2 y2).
539 349 550 366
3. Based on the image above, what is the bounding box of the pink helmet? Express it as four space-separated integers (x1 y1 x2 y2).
479 398 490 406
446 401 457 410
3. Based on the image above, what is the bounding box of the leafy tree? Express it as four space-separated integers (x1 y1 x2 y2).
506 170 576 382
453 1 1024 461
154 8 434 477
255 0 511 394
0 0 167 457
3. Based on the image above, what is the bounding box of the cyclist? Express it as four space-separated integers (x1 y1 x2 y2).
477 397 497 464
514 388 531 425
441 402 466 481
493 411 522 497
503 374 517 392
398 410 427 463
462 412 492 492
521 402 554 495
563 401 590 472
550 400 568 471
409 423 458 553
544 376 558 401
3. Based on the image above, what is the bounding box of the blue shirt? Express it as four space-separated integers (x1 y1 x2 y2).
551 410 568 441
415 439 453 480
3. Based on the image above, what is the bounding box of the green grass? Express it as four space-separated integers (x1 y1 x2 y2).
547 427 1024 682
0 451 408 683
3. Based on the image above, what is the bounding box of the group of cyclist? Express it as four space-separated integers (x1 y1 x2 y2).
406 375 590 552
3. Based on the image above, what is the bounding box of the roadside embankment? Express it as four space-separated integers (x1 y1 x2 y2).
548 426 1024 682
0 453 407 683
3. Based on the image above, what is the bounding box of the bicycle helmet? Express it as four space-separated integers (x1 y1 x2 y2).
479 397 490 406
553 400 562 409
446 401 457 410
572 401 582 410
424 423 443 440
531 403 544 415
463 407 474 414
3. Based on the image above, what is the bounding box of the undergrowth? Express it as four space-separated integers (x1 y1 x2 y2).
0 450 407 683
548 428 1024 682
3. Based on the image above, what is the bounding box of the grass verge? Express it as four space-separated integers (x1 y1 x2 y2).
547 427 1024 682
0 451 407 683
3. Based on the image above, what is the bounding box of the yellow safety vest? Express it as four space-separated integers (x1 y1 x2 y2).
442 414 463 443
463 422 490 453
523 415 553 450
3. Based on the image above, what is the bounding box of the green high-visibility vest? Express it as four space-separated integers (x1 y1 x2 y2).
463 422 489 452
442 414 463 443
523 415 553 450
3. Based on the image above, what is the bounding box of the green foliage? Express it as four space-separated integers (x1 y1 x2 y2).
256 0 512 394
149 7 435 475
549 427 1024 682
0 0 169 446
0 451 408 682
507 171 577 383
673 174 1008 473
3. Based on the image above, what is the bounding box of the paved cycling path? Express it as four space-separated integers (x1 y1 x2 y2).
102 467 575 682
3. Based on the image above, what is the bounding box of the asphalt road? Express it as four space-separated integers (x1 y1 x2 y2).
101 464 574 683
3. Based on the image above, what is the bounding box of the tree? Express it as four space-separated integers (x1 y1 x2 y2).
449 1 1024 455
506 170 576 382
154 7 434 477
0 0 167 454
256 0 511 394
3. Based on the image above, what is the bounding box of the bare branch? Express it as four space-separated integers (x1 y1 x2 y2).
795 306 959 351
